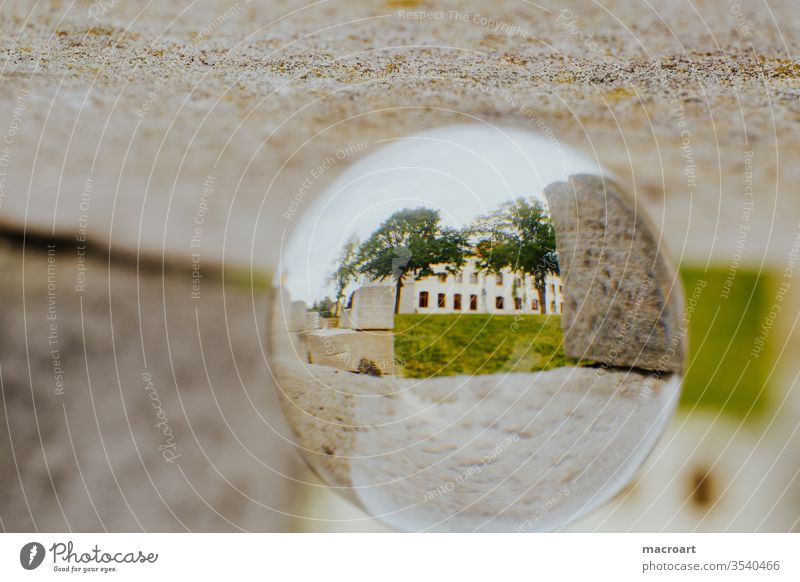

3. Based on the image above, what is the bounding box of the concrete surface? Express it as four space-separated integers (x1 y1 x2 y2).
2 0 800 532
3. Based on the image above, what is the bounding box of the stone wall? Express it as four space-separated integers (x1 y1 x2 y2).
302 286 396 377
0 237 300 531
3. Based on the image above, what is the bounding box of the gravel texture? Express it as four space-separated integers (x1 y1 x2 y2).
1 0 799 269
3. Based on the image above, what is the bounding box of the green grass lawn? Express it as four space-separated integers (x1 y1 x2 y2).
393 267 778 421
393 313 578 378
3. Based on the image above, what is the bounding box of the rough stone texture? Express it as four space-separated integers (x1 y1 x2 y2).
270 358 360 493
272 353 679 532
306 329 395 376
2 0 800 532
1 0 799 271
0 238 301 531
545 174 684 372
342 285 395 331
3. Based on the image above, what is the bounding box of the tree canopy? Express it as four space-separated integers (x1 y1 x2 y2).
325 199 559 315
327 234 360 316
310 296 336 318
469 198 559 312
355 207 467 313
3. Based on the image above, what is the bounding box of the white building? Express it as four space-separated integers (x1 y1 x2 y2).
345 258 565 315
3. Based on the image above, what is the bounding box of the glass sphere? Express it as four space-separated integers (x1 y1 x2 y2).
270 125 684 532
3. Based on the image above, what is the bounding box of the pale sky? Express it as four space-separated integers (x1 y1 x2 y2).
280 124 602 304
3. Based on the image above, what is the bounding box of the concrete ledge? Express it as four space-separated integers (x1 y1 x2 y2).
0 237 300 531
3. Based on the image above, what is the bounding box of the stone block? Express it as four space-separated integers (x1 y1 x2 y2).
340 308 355 329
306 329 395 376
347 285 395 330
544 174 684 372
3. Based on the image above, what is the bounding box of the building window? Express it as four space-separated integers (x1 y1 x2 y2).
455 273 463 283
495 296 504 310
470 294 478 310
532 299 539 311
550 301 556 313
514 278 522 288
453 294 462 310
496 273 504 286
558 285 563 294
559 302 563 314
470 273 478 284
438 273 447 283
438 293 446 308
419 291 429 308
514 297 523 310
549 284 555 294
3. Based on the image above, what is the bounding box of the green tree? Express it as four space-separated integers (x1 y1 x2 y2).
471 197 559 313
328 234 361 316
311 296 336 318
357 207 467 313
